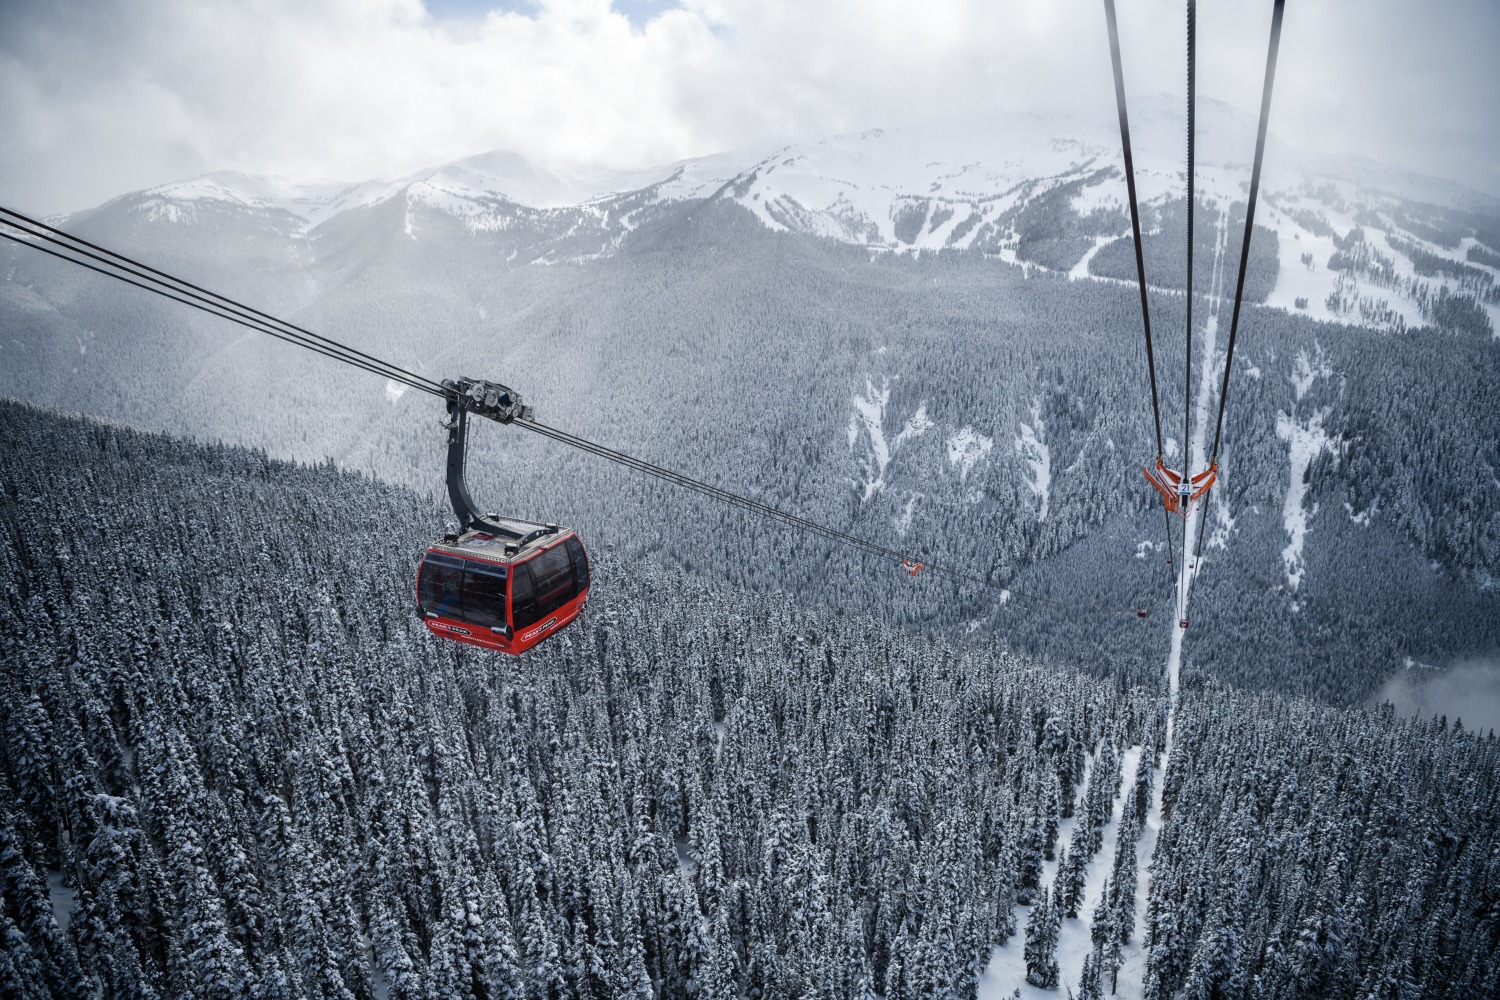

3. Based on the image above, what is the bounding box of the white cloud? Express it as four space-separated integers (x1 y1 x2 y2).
1 0 1497 215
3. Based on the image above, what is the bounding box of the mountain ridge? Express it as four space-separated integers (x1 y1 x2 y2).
75 98 1500 338
108 97 1500 222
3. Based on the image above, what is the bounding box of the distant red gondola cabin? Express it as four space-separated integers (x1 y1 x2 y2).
417 519 589 655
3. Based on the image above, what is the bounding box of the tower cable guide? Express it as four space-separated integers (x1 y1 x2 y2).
1104 0 1286 628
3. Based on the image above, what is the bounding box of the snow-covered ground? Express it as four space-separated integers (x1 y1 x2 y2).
947 427 994 483
849 377 894 502
46 870 76 934
980 435 1192 997
1070 236 1116 280
1015 399 1052 522
1275 347 1338 592
848 376 934 504
138 149 696 226
1274 410 1333 593
894 494 920 537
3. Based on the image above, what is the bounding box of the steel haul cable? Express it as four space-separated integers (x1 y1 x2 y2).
0 207 1144 621
0 207 443 396
1182 0 1197 612
2 232 437 396
1103 0 1178 591
1189 0 1286 579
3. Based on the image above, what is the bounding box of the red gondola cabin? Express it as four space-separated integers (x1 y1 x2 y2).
417 520 589 655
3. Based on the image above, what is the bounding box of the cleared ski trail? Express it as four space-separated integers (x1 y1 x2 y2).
976 629 1179 999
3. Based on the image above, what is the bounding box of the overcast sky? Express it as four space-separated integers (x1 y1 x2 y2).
2 0 1497 215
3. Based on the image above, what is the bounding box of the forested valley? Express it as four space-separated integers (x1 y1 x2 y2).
2 400 1497 998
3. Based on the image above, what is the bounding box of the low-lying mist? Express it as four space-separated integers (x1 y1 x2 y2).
1374 658 1500 736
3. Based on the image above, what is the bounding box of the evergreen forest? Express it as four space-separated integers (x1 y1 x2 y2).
2 400 1497 998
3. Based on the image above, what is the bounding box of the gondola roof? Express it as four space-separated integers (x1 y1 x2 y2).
428 520 573 567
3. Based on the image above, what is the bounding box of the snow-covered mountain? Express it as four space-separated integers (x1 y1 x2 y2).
138 152 685 225
7 102 1499 712
120 96 1500 337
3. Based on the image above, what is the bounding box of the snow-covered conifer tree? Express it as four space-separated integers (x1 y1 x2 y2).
1023 891 1059 989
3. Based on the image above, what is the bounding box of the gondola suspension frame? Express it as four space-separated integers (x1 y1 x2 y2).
415 377 591 655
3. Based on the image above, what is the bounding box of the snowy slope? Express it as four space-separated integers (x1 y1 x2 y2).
664 98 1257 248
673 98 1498 335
